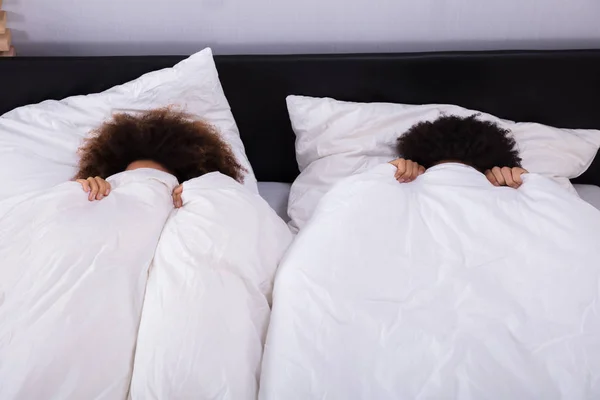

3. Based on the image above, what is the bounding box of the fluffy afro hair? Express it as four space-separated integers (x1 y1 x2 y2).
396 114 522 173
75 108 246 183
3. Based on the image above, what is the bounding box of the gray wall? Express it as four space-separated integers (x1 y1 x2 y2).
5 0 600 56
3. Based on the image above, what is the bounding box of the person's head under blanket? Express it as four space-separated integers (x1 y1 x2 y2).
74 108 246 208
389 114 528 188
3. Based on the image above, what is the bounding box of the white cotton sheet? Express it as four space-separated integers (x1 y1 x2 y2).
257 182 292 222
0 169 178 400
575 184 600 211
260 163 600 400
129 173 293 400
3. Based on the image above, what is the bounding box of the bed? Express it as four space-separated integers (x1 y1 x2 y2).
1 50 600 399
1 50 599 217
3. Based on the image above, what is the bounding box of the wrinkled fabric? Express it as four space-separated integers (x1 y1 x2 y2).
0 169 177 400
0 170 290 400
286 95 600 232
261 163 600 400
128 173 293 400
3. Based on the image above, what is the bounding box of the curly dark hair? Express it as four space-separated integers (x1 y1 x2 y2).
75 108 246 183
396 114 522 173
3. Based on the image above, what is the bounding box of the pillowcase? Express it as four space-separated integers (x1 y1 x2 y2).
287 95 600 232
0 47 257 202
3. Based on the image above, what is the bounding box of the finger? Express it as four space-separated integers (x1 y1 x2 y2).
491 167 506 186
418 166 426 176
172 192 181 208
395 159 407 181
409 162 423 180
485 170 499 186
76 179 91 193
511 168 524 187
87 177 99 201
399 160 414 182
407 161 420 181
401 161 416 181
172 185 183 208
394 159 405 178
105 181 111 196
95 177 106 200
501 167 517 188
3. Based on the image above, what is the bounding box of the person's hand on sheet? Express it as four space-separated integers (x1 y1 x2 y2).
389 157 529 189
172 184 183 208
389 158 425 183
485 166 529 188
76 175 186 208
76 176 112 201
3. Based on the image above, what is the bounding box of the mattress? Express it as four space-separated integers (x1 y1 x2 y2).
574 184 600 210
257 182 600 220
257 182 291 222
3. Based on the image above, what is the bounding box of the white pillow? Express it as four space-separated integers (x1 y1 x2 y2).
0 47 257 202
287 95 600 232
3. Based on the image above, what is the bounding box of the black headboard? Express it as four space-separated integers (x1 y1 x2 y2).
1 50 599 186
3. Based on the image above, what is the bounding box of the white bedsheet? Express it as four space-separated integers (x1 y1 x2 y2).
0 169 177 400
129 173 292 400
258 182 291 222
260 163 600 400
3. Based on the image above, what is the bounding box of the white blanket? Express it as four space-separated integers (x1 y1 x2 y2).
260 163 600 400
0 169 177 399
0 170 292 400
129 174 293 400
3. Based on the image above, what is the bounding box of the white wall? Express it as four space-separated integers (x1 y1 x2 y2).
5 0 600 56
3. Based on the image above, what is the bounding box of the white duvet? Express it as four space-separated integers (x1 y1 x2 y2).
260 163 600 400
0 169 292 400
129 173 292 399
